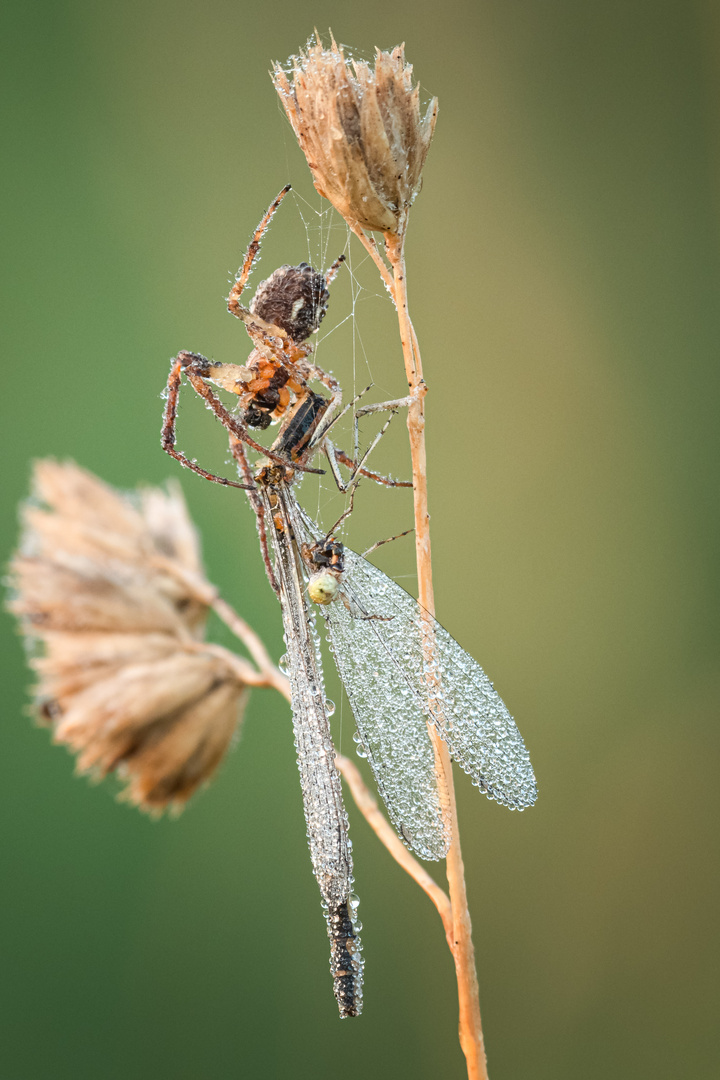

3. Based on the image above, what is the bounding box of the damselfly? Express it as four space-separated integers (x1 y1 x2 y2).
161 188 538 1016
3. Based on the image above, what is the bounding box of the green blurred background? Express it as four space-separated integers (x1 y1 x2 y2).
2 1 719 1077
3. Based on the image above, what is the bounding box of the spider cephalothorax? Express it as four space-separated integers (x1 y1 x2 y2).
250 262 330 343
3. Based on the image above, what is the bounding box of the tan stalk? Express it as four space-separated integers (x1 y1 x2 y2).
347 223 395 294
384 226 488 1080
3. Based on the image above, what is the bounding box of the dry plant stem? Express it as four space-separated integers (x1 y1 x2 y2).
209 595 288 696
383 227 488 1080
335 754 453 946
348 223 395 294
150 556 289 698
203 600 288 698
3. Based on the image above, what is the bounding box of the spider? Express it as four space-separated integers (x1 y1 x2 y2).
161 184 414 593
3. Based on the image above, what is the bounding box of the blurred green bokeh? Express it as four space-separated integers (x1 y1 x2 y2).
2 2 719 1077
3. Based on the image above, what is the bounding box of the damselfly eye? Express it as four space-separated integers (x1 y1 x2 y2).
308 570 339 605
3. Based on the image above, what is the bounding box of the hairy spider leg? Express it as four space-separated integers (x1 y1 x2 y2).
325 253 346 288
161 357 254 490
164 187 411 569
184 368 326 476
361 528 414 558
165 353 413 590
227 184 292 318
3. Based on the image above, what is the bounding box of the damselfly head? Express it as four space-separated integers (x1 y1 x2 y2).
308 569 340 605
250 262 329 343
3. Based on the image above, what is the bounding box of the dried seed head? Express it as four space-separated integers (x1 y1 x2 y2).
273 38 437 235
11 460 208 635
54 651 248 814
7 460 248 814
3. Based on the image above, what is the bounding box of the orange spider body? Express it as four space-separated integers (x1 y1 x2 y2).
220 252 339 431
233 337 311 426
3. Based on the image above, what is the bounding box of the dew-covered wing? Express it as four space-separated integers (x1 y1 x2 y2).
337 550 538 813
320 578 452 861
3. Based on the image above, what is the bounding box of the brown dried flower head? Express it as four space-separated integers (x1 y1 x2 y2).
7 460 248 814
273 38 437 235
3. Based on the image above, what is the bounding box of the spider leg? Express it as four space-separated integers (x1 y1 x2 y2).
227 184 292 318
229 434 279 595
325 253 346 288
160 355 254 490
361 528 414 557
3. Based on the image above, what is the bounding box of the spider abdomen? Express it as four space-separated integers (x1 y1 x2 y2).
250 263 329 343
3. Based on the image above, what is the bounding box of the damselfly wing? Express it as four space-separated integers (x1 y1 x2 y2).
294 505 538 857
